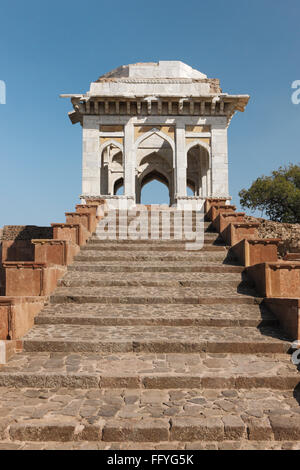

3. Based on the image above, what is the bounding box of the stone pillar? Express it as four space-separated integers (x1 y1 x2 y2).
82 116 100 196
175 123 187 200
211 124 229 198
124 120 136 200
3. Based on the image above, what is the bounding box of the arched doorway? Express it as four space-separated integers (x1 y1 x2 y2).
136 131 174 205
100 142 124 195
186 143 210 197
114 177 124 195
140 170 170 205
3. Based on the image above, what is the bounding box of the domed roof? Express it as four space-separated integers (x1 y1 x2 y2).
97 61 207 81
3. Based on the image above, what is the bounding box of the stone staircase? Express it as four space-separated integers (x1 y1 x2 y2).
0 207 299 450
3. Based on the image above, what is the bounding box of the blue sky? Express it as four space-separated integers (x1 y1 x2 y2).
0 0 299 226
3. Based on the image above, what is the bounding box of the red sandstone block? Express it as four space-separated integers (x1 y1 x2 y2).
210 205 236 224
75 205 98 232
3 262 66 297
32 239 79 265
0 296 46 340
232 239 280 267
222 222 260 246
1 240 34 262
52 223 90 246
65 212 91 232
264 298 300 341
215 212 245 234
246 261 300 298
204 198 230 215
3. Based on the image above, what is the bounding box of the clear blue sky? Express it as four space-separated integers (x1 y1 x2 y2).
0 0 299 226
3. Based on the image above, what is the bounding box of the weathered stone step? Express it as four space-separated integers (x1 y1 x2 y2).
74 251 229 262
49 285 259 305
0 353 297 390
68 263 243 273
58 277 251 289
4 441 300 450
1 387 300 442
81 243 226 251
22 324 290 354
91 232 219 242
36 303 275 328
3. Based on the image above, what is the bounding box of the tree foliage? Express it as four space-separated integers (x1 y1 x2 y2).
239 164 300 223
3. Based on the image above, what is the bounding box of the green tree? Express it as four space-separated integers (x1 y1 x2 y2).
239 164 300 223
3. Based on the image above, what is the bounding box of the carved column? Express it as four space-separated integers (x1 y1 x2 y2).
124 119 136 201
175 122 187 200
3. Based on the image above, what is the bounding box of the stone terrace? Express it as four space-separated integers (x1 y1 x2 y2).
0 208 299 449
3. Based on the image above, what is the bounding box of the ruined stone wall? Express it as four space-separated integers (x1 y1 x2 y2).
1 225 53 240
245 216 300 257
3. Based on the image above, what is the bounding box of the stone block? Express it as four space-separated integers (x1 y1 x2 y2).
231 239 279 267
0 296 46 340
65 212 91 232
264 298 300 341
222 222 260 246
170 417 224 441
32 239 79 265
216 212 245 234
3 262 66 297
52 223 90 246
246 261 300 298
1 240 34 262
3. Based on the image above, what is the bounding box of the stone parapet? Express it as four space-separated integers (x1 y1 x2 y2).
209 204 236 223
263 298 300 342
3 262 66 297
52 223 90 246
222 222 260 246
231 239 280 267
245 262 300 298
65 212 92 232
32 239 79 266
216 212 245 234
0 296 46 340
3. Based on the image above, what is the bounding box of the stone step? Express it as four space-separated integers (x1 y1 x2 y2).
94 234 214 241
1 387 300 442
0 353 297 390
49 285 259 305
74 251 230 263
81 243 226 251
68 263 244 273
3 441 300 450
36 303 275 328
22 324 290 354
102 211 206 219
58 277 251 289
91 232 220 242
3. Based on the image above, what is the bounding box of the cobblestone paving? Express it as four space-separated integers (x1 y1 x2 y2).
0 208 299 449
22 324 291 354
58 271 248 288
35 303 275 328
50 285 258 302
0 388 300 444
0 353 298 390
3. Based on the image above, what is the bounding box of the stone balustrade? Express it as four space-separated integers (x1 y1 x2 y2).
208 199 300 341
0 199 105 362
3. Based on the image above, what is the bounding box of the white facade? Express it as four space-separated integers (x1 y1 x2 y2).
62 61 249 208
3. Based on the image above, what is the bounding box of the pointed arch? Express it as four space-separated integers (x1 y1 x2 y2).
98 139 124 167
185 139 211 155
113 177 124 195
134 129 175 154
